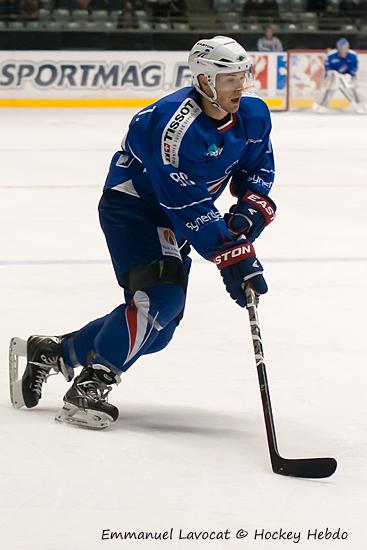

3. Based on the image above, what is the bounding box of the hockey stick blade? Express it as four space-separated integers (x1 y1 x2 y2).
272 456 337 479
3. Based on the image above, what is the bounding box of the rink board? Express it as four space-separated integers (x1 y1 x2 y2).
0 50 286 110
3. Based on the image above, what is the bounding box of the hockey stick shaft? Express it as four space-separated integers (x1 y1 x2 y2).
245 286 280 465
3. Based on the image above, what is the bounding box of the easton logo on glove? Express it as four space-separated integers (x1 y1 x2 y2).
242 191 276 225
212 242 255 269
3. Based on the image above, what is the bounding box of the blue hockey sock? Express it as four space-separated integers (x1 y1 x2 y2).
61 314 108 368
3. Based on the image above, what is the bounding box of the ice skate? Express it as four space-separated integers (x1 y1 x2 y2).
9 335 74 409
312 102 328 114
55 364 120 430
351 101 366 114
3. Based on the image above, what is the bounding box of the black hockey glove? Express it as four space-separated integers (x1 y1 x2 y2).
212 240 268 308
225 190 276 243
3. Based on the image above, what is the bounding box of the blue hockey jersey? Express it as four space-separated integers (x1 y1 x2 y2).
324 49 358 77
104 86 274 261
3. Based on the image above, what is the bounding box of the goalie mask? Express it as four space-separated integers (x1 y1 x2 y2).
337 37 349 50
188 36 253 111
336 37 350 57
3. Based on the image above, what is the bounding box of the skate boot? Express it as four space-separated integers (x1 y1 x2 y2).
9 335 74 409
351 101 366 114
312 102 328 114
55 364 120 430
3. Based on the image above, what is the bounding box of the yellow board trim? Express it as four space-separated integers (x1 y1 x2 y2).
0 98 159 108
264 98 284 108
0 97 285 109
290 98 349 109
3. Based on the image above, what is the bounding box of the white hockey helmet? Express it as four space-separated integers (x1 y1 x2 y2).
188 35 252 109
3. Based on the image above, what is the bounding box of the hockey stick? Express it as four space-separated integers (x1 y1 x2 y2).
245 286 337 478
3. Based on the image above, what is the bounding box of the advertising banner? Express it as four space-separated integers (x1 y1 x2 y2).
0 50 287 109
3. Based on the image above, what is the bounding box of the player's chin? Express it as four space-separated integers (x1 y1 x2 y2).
224 100 241 113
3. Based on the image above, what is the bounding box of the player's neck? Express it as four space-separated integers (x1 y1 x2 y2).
199 96 229 120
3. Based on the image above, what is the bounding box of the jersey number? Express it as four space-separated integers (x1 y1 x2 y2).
169 172 196 187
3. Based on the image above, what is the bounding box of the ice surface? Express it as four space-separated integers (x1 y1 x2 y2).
0 108 366 549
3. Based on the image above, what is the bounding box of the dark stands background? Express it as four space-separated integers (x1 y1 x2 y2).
1 0 367 48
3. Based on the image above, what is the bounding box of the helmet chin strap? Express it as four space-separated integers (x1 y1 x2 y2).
195 85 227 113
195 74 228 114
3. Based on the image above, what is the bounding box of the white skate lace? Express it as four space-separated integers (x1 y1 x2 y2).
29 356 73 383
29 354 60 368
33 368 51 397
30 357 72 398
78 380 112 403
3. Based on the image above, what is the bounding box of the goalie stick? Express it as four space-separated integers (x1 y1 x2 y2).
245 286 337 478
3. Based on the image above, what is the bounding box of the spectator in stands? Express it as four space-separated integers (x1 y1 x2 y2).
257 25 283 51
19 0 39 18
120 0 133 27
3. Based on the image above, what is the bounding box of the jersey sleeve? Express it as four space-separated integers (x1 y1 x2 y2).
230 100 275 199
324 53 332 73
125 100 234 261
350 52 358 77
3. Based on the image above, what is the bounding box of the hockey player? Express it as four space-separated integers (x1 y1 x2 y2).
9 36 276 429
313 38 365 114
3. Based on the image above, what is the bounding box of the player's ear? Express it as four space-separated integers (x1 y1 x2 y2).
197 74 206 88
197 74 213 97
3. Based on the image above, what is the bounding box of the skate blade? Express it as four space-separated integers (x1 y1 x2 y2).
9 337 27 409
55 403 113 430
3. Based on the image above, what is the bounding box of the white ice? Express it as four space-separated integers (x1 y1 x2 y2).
0 108 366 550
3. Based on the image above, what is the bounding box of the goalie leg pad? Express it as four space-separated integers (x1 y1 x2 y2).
317 70 338 107
338 73 355 103
348 82 364 106
327 70 340 91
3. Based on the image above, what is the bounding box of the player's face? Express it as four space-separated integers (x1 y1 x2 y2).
265 27 273 39
338 45 349 58
216 71 247 113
